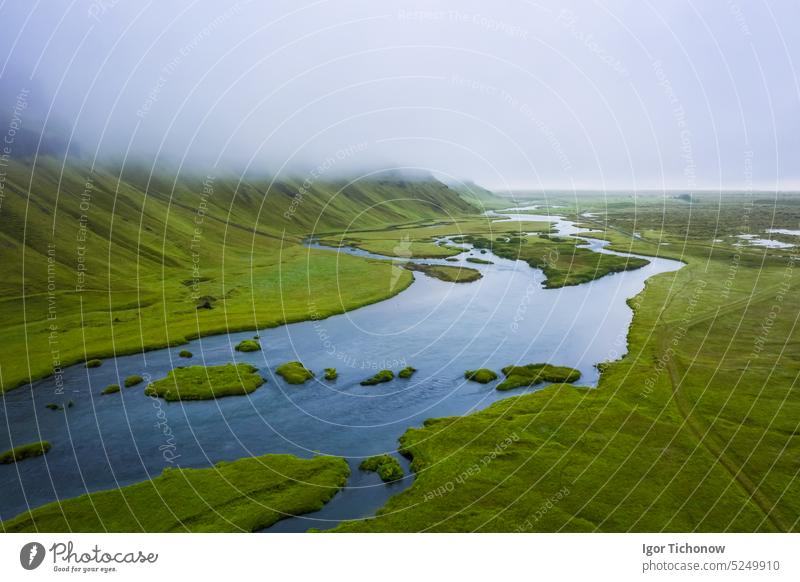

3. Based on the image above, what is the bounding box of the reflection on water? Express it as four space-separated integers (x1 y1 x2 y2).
0 210 683 531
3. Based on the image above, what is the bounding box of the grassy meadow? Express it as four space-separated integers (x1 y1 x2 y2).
0 158 480 391
334 193 800 532
2 454 349 532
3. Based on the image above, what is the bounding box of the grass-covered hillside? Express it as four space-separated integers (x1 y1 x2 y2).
0 157 477 391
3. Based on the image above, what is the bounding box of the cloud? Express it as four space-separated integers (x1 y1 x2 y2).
1 0 798 190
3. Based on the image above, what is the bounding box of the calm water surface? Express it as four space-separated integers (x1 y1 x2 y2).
0 210 683 530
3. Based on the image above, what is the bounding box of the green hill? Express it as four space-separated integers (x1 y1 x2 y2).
447 180 516 210
0 157 478 391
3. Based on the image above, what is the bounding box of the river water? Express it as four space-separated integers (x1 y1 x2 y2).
0 210 683 531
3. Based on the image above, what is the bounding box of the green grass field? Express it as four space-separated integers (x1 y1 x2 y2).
0 158 483 392
2 454 349 532
334 194 800 532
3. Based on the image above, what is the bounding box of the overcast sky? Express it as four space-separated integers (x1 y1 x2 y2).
1 0 798 191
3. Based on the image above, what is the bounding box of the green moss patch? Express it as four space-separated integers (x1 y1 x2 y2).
324 368 338 380
360 454 404 483
276 361 314 385
2 454 349 532
0 441 51 464
101 384 121 395
361 370 394 386
402 263 482 283
124 375 144 388
179 350 193 358
85 359 102 368
398 366 417 379
466 257 493 265
496 363 581 391
144 363 264 401
464 368 498 384
234 339 261 352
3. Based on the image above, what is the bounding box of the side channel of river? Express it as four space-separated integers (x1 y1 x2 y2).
0 209 683 531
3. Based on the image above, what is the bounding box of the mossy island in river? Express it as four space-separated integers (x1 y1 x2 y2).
464 368 498 383
403 263 481 283
144 363 265 401
235 339 261 352
360 454 404 483
101 384 121 395
324 368 338 380
361 370 394 386
85 359 102 368
496 363 581 391
0 441 51 464
1 454 349 532
276 361 314 384
179 350 193 358
398 366 417 379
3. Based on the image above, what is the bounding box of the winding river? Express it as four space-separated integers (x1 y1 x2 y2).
0 209 683 531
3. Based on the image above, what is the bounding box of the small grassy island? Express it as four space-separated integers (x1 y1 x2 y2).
403 263 482 283
360 454 404 483
179 350 193 358
324 368 338 380
0 441 51 464
144 363 265 401
466 257 494 265
101 384 121 395
124 375 144 388
464 368 498 383
276 361 314 384
85 359 102 368
361 370 395 386
398 366 417 379
496 363 581 391
234 339 261 352
1 454 350 532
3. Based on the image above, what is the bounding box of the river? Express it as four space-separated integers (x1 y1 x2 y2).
0 209 683 531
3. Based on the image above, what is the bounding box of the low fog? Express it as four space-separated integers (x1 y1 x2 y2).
1 0 799 190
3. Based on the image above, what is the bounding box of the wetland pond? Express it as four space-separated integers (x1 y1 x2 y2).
0 209 683 531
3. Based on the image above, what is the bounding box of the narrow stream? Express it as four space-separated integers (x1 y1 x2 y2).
0 209 683 531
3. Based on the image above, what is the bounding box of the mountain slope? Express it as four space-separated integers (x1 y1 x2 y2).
0 157 479 390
